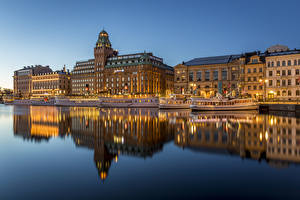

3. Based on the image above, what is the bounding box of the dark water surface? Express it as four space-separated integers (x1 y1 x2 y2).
1 105 300 199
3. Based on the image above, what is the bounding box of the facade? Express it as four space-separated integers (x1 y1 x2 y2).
71 59 95 95
13 65 52 98
71 30 174 96
265 45 300 101
32 67 71 97
242 52 266 100
174 55 242 97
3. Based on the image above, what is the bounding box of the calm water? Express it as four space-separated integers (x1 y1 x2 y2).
1 105 300 199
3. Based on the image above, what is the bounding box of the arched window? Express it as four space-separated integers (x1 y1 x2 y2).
277 91 280 96
282 90 286 96
277 61 280 66
296 90 300 96
288 90 292 96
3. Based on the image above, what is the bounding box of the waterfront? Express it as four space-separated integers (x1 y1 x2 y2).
1 105 300 199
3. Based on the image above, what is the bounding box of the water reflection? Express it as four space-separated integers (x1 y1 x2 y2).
12 106 300 181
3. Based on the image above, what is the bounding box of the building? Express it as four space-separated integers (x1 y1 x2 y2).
13 65 52 98
174 55 242 97
241 52 266 100
71 30 174 96
265 45 300 101
32 67 71 97
71 59 95 95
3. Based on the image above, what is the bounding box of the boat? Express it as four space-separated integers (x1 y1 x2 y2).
190 94 258 111
159 95 191 109
99 97 159 108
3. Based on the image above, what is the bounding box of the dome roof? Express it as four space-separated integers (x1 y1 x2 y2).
96 29 111 48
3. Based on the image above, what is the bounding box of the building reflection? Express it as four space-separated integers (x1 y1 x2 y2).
12 106 300 180
13 106 71 142
176 111 300 167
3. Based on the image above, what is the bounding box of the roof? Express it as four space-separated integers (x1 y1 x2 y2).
185 54 241 66
266 50 300 57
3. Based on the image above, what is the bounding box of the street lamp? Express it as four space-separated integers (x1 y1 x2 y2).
259 79 268 102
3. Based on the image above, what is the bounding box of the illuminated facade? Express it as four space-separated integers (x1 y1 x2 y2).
241 52 266 99
174 55 242 97
71 30 174 96
32 67 71 97
13 65 52 98
265 45 300 100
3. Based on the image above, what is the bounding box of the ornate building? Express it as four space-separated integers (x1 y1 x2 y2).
174 55 242 97
71 30 174 96
32 67 71 97
241 52 266 100
265 45 300 101
13 65 52 98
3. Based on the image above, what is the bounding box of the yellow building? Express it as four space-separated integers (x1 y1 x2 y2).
32 67 71 97
242 52 266 100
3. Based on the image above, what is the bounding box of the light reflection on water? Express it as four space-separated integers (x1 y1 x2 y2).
1 105 300 199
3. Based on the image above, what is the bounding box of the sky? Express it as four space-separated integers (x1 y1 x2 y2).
1 0 300 89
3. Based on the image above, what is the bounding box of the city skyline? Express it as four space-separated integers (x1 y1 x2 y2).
2 0 300 88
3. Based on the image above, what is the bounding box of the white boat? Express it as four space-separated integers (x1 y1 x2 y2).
191 96 258 111
99 97 159 108
159 95 191 109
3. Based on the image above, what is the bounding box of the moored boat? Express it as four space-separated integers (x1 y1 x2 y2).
191 97 258 111
99 97 159 108
159 95 191 109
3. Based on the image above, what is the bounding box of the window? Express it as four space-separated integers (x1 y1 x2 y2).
277 61 280 66
277 91 280 96
288 79 291 86
213 70 218 80
282 80 286 86
268 62 270 67
259 68 262 72
222 69 227 80
189 71 193 81
205 70 210 81
248 86 251 90
282 70 286 76
296 69 299 75
296 79 300 85
253 77 257 81
252 59 258 64
294 60 297 65
288 90 292 96
248 68 251 73
276 70 280 76
298 59 300 65
248 77 251 81
282 61 286 66
269 80 273 86
288 60 291 66
288 70 291 75
296 90 300 96
282 90 286 96
254 68 257 73
254 86 257 90
271 61 274 67
196 71 202 81
276 80 280 86
269 71 273 76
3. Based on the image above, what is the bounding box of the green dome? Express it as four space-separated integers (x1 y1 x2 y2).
96 29 111 48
